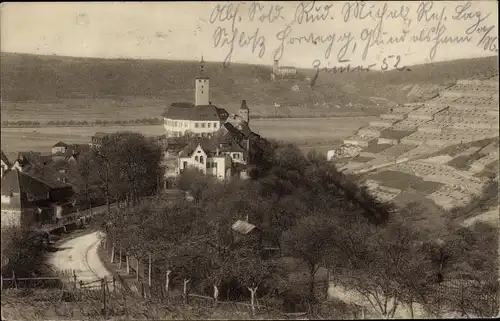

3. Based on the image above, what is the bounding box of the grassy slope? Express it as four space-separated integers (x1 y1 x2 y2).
1 53 498 120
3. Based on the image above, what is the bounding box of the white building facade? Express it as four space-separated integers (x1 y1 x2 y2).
163 57 229 138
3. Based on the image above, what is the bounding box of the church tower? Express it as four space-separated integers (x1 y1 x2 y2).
238 99 249 124
195 56 210 106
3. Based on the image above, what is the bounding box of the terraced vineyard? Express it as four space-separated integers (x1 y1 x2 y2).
333 75 499 225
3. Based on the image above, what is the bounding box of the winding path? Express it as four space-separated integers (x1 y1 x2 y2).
47 231 113 290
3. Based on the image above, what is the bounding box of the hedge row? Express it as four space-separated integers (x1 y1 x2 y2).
1 118 162 127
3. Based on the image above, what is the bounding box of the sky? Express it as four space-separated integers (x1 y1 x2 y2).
1 1 498 69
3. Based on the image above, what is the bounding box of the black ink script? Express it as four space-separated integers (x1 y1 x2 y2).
452 1 491 35
213 27 266 67
310 55 409 87
294 1 334 24
274 25 356 63
248 2 284 23
209 3 266 67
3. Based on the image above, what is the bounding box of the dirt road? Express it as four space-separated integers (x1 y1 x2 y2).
47 231 113 290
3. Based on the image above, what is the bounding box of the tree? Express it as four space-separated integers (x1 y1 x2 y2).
282 213 337 302
85 133 162 207
236 254 284 315
176 167 204 193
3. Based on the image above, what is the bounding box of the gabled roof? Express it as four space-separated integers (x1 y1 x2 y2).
52 141 68 148
16 152 51 167
179 137 219 157
162 103 228 121
1 150 11 167
1 170 52 196
22 166 72 190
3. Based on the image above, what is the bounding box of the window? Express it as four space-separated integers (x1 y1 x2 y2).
208 123 211 128
195 123 199 128
200 156 204 163
201 123 206 128
183 161 187 169
195 156 199 162
214 122 218 128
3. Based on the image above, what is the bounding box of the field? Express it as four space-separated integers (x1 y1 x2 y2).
0 116 376 160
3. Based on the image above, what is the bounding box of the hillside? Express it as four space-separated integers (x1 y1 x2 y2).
1 53 498 121
334 72 499 229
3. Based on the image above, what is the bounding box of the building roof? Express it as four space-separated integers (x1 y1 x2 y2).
1 170 52 197
22 166 72 190
240 100 249 110
180 137 218 157
231 220 257 235
162 103 228 121
1 150 11 167
52 141 68 148
179 134 247 158
196 56 210 79
16 152 52 167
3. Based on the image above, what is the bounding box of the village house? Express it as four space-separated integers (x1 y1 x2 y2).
51 141 90 164
231 219 281 258
177 138 234 180
1 151 12 179
1 169 75 228
11 152 52 172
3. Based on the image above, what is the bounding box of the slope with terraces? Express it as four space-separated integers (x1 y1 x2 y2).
333 75 499 217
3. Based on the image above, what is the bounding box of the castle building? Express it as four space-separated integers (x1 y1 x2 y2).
162 57 229 138
271 59 297 80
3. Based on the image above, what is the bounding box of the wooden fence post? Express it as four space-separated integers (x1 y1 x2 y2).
1 273 3 291
12 270 17 289
73 270 77 289
136 257 140 282
126 255 130 275
165 270 171 297
102 277 107 319
113 275 116 292
148 253 152 287
183 278 191 305
111 244 115 263
119 246 122 270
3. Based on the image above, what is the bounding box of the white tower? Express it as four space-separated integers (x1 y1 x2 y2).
195 56 210 106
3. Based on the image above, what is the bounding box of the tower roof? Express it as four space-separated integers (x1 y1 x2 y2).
240 99 249 110
196 55 210 79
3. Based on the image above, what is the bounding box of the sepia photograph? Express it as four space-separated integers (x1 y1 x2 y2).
0 1 499 320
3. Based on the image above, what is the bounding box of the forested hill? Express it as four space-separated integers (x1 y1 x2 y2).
1 52 498 109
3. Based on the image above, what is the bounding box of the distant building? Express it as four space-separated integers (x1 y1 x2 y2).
51 142 90 163
1 151 11 179
52 141 68 155
163 57 230 138
271 59 298 80
90 132 110 147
